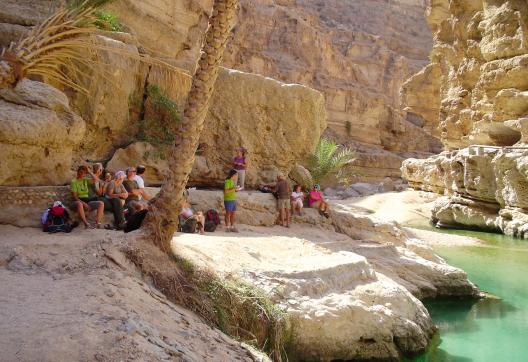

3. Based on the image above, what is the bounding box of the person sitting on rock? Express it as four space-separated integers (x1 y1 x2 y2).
224 169 240 232
291 185 305 216
309 184 329 218
104 171 128 230
233 147 247 190
133 165 150 201
180 200 205 235
275 174 291 227
70 166 104 229
88 163 106 198
123 167 148 214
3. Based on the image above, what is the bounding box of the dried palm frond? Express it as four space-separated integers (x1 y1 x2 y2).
0 0 178 93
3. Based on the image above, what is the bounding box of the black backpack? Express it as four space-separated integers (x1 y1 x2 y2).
124 209 148 233
204 209 221 232
180 218 197 233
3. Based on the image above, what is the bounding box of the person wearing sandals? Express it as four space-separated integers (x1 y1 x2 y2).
224 169 241 232
71 166 104 229
275 174 291 227
233 147 247 190
309 184 330 217
104 171 128 230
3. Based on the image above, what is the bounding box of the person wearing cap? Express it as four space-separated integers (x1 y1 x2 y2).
275 174 291 227
123 167 148 213
133 165 150 201
309 184 329 217
71 166 104 228
104 171 128 230
233 147 247 190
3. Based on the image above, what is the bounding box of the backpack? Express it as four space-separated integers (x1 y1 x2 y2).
180 217 197 233
124 209 148 233
44 206 72 233
204 209 221 232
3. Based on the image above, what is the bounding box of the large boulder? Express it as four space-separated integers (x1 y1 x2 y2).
109 67 326 187
0 80 85 186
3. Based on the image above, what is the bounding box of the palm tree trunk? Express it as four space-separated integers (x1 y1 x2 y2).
144 0 238 252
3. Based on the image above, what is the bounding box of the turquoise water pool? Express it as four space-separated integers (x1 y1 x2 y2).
412 228 528 362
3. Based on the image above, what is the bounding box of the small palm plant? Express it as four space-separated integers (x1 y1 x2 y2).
308 138 357 185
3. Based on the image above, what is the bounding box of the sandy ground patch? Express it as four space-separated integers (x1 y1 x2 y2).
0 225 265 362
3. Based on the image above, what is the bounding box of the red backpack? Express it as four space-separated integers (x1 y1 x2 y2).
204 209 220 232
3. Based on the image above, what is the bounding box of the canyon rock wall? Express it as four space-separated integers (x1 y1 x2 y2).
402 0 528 236
0 0 324 187
222 0 441 181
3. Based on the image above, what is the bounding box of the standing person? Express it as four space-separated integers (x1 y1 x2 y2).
70 166 104 229
309 184 330 217
134 165 150 201
123 167 148 213
233 147 247 190
104 171 128 230
224 169 240 232
291 185 305 216
275 174 291 227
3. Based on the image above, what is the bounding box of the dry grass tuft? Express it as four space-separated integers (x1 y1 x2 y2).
123 235 290 361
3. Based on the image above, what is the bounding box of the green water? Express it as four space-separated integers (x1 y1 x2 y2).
412 227 528 362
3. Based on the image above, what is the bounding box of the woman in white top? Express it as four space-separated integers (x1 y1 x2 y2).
180 200 205 234
291 185 305 216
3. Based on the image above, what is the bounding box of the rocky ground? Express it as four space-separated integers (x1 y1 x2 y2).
0 226 267 362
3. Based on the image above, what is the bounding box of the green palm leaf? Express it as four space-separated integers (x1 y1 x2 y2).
308 138 356 185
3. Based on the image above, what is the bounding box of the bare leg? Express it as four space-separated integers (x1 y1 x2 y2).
76 201 88 226
286 208 291 226
225 211 231 229
196 213 205 234
230 212 236 230
96 201 104 224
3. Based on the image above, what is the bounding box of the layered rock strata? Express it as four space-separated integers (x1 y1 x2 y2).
223 0 441 181
403 147 528 237
402 0 528 235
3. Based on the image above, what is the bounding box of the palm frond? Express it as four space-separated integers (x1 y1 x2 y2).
0 2 179 93
308 138 357 185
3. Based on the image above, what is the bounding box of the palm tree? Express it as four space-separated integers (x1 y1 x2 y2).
143 0 239 252
308 138 357 186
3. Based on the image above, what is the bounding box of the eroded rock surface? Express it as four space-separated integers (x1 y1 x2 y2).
402 0 528 235
223 0 441 181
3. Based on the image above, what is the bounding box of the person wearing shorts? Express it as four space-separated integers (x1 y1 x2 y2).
291 185 305 216
224 169 240 232
275 174 291 227
71 166 104 229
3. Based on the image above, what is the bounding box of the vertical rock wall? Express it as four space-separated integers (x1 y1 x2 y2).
223 0 441 181
402 0 528 237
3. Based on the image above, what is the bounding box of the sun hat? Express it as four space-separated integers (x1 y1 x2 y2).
53 201 63 208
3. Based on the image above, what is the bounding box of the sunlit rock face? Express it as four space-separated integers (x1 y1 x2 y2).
402 0 528 236
404 0 528 150
223 0 441 182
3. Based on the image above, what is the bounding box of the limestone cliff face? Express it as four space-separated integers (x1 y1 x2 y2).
223 0 441 181
403 0 528 150
0 0 326 187
402 0 528 236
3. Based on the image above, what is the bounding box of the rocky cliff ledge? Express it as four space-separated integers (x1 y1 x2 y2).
174 190 479 361
402 0 528 235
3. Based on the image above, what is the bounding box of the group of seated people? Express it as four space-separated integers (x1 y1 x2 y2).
71 164 149 230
